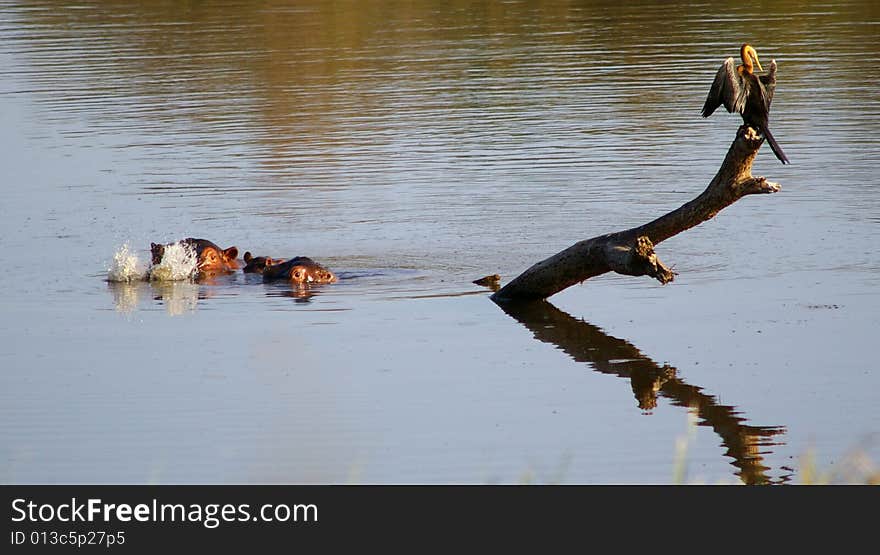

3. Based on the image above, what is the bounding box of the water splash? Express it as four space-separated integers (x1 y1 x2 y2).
148 241 198 282
107 242 147 282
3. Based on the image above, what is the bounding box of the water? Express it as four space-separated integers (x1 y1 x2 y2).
1 0 878 484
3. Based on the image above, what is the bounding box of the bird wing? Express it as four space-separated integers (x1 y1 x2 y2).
701 57 746 117
759 59 777 108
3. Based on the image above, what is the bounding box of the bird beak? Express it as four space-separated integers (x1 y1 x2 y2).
752 51 764 72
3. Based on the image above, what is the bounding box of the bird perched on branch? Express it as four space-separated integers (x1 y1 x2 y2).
702 43 789 164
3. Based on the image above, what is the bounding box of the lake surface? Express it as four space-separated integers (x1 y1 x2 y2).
1 0 878 485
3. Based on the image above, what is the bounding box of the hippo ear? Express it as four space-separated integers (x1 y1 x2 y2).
223 246 239 260
243 251 252 263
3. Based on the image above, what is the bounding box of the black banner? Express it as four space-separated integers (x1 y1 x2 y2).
0 485 870 552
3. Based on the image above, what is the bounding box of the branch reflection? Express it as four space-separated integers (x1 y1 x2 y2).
497 299 788 485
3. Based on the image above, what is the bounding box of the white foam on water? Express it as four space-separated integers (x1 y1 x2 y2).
148 241 199 282
107 242 148 282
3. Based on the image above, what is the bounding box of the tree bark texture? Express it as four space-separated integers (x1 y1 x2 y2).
491 126 780 302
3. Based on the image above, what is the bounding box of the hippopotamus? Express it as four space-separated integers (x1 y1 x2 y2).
150 238 240 273
242 252 284 274
246 254 337 284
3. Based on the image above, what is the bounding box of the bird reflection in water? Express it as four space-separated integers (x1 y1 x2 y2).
497 299 789 485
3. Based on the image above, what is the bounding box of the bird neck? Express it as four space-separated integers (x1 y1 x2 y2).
740 44 757 75
738 60 754 76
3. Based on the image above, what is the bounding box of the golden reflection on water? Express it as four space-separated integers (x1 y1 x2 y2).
107 281 142 315
9 0 879 181
109 281 203 316
151 281 203 316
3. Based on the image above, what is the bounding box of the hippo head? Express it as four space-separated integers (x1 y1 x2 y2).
197 242 239 272
242 252 285 274
286 257 338 285
150 242 167 266
151 238 239 272
262 256 337 285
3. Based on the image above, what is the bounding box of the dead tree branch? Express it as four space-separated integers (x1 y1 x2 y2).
492 125 780 302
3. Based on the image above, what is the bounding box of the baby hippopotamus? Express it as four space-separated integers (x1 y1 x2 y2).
243 252 337 284
151 238 240 273
242 252 284 274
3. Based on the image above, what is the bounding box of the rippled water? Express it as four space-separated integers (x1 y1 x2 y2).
1 0 878 484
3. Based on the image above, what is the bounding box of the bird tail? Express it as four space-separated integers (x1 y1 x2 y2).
763 127 790 165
